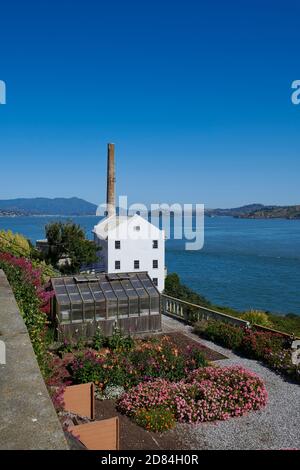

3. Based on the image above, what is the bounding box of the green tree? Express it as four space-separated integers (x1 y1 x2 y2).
45 221 100 273
0 229 32 257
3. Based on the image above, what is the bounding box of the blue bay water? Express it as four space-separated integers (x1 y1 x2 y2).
0 215 299 315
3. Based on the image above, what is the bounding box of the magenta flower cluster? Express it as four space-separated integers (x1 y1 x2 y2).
0 252 53 313
117 366 268 425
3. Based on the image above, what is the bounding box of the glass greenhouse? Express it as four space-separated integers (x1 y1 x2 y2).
51 272 161 339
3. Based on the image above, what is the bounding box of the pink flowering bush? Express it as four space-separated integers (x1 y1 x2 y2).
117 366 268 429
0 252 54 372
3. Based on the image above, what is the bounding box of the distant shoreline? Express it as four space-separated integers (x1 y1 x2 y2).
1 213 300 220
0 214 98 218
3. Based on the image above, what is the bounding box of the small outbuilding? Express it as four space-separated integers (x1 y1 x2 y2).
50 272 161 340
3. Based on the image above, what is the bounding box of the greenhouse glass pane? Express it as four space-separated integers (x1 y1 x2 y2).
118 299 129 317
71 306 83 323
93 291 105 301
77 283 90 293
140 297 150 315
108 300 118 318
135 287 147 298
66 285 79 294
129 298 139 315
95 301 106 320
81 291 93 302
69 293 82 303
84 305 95 321
57 294 70 305
55 285 67 295
141 279 153 288
150 296 160 314
145 287 158 296
60 309 71 323
131 279 143 289
106 291 117 300
113 288 127 300
125 289 137 299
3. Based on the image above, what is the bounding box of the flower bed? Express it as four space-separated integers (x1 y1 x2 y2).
56 334 208 391
117 366 268 431
193 320 300 383
46 330 270 432
0 252 53 372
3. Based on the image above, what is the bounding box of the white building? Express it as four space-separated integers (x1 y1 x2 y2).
93 213 165 292
91 143 165 291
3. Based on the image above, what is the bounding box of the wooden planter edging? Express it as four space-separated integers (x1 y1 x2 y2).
63 383 95 420
68 417 120 450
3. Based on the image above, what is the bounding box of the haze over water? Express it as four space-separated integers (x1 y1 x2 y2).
1 215 299 316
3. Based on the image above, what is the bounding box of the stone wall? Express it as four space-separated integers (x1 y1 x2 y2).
0 270 68 450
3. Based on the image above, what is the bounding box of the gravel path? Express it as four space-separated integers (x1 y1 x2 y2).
162 315 300 450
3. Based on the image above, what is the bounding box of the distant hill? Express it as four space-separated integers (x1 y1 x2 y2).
205 204 265 217
237 205 300 220
1 199 299 219
0 198 98 216
206 204 300 219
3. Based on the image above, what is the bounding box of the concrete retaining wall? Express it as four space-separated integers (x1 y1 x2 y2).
0 270 68 450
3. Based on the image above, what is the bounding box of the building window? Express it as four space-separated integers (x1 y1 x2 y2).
115 240 121 249
153 278 158 287
152 240 158 249
134 226 141 231
153 260 158 269
115 260 121 270
134 260 140 269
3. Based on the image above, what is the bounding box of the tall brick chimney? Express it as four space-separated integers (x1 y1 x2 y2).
106 143 116 217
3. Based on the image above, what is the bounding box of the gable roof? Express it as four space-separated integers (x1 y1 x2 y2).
93 214 163 240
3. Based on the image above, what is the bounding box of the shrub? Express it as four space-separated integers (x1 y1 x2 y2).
0 253 53 372
107 326 135 352
67 336 208 390
195 320 245 350
0 229 31 257
263 349 300 382
45 354 72 386
240 310 272 327
50 385 66 412
92 327 105 351
117 366 268 428
70 349 128 387
193 318 299 383
117 379 174 416
240 329 285 360
135 407 176 432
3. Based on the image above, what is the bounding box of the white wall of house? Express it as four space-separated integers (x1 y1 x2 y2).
93 214 165 292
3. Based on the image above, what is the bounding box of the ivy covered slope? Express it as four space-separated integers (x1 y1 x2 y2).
164 273 300 336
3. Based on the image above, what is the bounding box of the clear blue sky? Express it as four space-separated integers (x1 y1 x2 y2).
0 0 300 208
